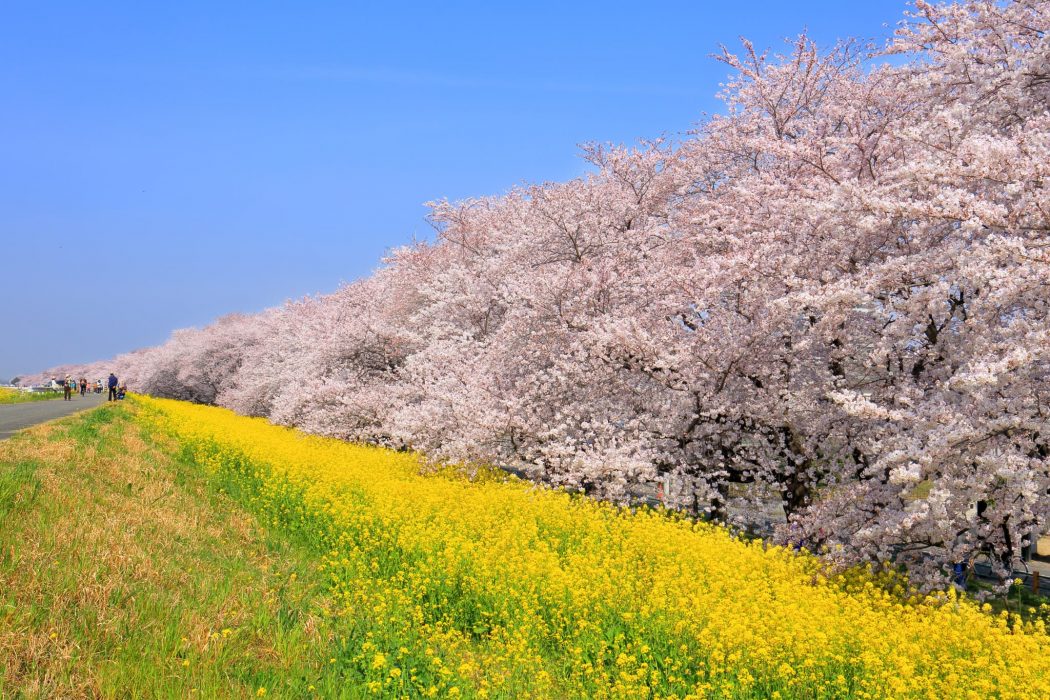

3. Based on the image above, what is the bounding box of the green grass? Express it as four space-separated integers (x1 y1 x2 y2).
0 401 367 698
0 388 62 404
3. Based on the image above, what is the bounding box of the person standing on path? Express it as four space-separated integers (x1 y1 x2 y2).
63 375 73 401
79 378 87 396
107 373 119 402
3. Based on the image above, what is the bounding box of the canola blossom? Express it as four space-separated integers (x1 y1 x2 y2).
140 396 1050 699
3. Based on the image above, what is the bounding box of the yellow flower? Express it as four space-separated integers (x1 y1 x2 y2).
136 397 1050 699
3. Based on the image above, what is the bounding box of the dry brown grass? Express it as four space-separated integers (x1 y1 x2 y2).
0 403 334 698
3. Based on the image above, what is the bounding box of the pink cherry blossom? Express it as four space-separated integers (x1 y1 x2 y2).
32 0 1050 590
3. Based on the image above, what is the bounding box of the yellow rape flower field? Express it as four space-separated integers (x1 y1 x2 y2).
131 396 1050 699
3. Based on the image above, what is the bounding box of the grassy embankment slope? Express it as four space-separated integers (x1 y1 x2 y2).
0 397 1048 698
0 402 336 698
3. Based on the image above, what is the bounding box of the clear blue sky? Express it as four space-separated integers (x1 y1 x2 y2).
0 1 904 381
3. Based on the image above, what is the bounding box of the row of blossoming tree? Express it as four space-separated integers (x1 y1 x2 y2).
28 0 1049 590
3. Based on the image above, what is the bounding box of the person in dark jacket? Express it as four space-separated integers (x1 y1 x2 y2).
107 373 119 402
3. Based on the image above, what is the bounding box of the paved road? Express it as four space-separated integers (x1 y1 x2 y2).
0 393 108 440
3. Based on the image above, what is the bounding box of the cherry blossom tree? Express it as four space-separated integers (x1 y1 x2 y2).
33 0 1049 589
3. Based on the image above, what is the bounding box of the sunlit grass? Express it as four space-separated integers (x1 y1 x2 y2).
0 403 344 698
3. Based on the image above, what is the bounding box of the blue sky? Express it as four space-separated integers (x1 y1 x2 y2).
0 1 904 380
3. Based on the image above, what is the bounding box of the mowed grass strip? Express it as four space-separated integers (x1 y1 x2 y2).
0 402 343 698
